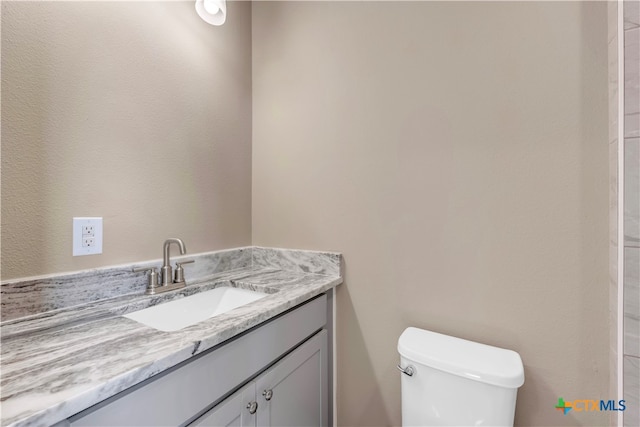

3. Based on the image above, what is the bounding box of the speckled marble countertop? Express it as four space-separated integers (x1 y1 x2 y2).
0 247 342 427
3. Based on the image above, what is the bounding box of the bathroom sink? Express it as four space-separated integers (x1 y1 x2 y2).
123 287 268 332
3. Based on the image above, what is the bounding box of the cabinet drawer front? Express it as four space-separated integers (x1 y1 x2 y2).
68 295 327 427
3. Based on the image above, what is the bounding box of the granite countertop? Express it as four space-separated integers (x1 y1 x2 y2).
0 247 342 427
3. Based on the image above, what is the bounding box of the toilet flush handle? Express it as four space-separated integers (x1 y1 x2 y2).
397 364 415 376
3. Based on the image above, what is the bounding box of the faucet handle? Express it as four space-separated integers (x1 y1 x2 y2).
132 267 159 291
174 260 195 284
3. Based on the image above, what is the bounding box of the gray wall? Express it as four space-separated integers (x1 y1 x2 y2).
252 2 609 426
1 1 252 279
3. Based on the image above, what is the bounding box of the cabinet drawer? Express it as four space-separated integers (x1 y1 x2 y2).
67 295 327 426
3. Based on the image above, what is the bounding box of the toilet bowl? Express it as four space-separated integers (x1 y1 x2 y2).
397 327 524 426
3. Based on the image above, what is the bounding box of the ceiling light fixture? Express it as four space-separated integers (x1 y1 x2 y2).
195 0 226 26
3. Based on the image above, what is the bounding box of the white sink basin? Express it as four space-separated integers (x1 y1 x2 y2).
123 287 268 332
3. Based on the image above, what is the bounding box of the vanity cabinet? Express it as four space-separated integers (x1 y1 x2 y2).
191 330 327 427
62 294 330 427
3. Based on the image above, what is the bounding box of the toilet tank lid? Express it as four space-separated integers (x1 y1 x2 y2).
397 327 524 388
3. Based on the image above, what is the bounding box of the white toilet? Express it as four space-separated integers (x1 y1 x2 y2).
397 327 524 426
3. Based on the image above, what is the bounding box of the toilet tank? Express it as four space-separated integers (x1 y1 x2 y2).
397 327 524 427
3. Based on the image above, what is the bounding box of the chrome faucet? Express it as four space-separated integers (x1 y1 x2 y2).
161 238 186 286
133 238 194 295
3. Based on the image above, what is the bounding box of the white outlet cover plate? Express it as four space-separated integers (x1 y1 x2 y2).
73 217 103 256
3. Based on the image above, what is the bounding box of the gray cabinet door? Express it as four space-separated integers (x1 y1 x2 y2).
190 383 256 427
256 330 328 427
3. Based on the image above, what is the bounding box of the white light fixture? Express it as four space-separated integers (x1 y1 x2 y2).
195 0 226 26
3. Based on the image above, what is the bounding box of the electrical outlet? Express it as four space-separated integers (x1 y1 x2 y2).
73 217 103 256
82 225 95 237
